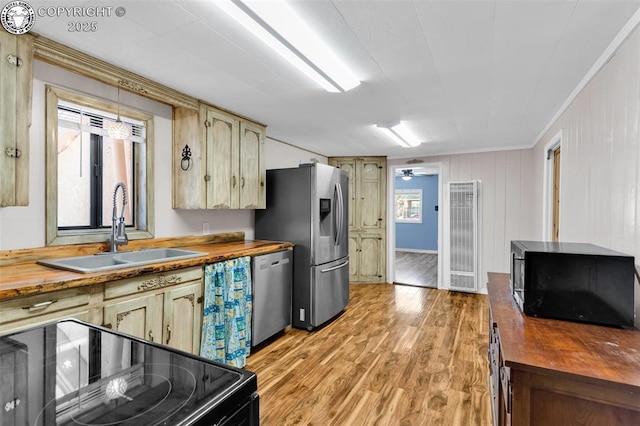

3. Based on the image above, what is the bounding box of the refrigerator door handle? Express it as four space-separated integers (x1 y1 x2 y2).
336 183 344 247
333 184 341 247
321 260 349 273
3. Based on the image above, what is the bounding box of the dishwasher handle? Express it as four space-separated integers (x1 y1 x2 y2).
259 256 290 270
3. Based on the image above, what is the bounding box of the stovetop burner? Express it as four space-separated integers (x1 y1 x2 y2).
34 364 196 426
0 319 257 426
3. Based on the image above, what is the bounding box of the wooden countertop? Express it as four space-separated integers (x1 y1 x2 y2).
488 272 640 391
0 234 293 300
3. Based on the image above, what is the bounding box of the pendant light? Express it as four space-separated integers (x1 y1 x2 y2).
108 83 130 140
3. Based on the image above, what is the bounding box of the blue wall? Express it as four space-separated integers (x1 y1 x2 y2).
395 175 438 251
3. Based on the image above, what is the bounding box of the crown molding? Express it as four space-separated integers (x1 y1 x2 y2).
33 34 199 111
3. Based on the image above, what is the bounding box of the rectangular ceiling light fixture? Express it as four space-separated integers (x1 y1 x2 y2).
214 0 360 93
377 122 421 148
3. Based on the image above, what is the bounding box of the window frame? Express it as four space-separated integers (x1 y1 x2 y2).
395 188 423 224
45 85 155 246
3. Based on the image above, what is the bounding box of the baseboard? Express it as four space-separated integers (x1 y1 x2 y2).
395 248 438 254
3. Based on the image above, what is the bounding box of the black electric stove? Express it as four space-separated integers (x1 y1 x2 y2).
0 319 259 425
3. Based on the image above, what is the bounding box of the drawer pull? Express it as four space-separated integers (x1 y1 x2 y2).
23 300 57 312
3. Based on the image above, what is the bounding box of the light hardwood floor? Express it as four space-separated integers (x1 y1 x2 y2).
245 284 491 425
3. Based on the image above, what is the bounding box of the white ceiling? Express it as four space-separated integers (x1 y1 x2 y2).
28 0 640 158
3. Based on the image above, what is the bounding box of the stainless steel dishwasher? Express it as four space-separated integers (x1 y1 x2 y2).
252 248 293 347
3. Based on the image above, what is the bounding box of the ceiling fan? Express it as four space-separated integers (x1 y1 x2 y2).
401 169 414 181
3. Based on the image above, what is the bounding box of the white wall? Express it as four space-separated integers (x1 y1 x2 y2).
532 23 640 325
533 24 640 255
389 149 536 291
0 61 321 250
265 138 327 169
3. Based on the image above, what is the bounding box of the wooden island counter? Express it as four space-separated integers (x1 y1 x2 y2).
487 272 640 426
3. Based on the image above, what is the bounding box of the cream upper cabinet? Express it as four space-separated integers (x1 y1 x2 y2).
204 106 240 209
239 121 266 209
330 156 387 283
173 103 266 210
0 31 33 207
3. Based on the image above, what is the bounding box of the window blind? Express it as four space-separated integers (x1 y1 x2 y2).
58 102 146 144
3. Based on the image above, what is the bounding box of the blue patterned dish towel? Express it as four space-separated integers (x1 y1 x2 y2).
200 256 252 368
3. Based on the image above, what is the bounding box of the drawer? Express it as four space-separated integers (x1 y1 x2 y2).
0 310 91 335
104 267 203 300
0 287 90 324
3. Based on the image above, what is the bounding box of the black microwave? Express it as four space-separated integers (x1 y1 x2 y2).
510 240 636 328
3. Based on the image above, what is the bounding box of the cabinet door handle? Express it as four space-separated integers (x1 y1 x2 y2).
23 300 57 312
232 176 236 188
5 148 22 158
6 55 22 67
166 324 171 344
148 330 154 342
242 177 245 188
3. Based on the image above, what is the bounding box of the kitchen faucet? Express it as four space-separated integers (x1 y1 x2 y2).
110 182 128 252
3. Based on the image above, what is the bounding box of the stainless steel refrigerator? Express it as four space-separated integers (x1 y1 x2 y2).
255 163 349 330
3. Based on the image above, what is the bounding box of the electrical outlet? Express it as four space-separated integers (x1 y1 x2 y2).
202 222 210 235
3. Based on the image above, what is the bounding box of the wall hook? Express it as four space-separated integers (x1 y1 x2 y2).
181 145 192 171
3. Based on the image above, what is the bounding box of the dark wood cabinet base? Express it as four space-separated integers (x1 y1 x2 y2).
488 272 640 426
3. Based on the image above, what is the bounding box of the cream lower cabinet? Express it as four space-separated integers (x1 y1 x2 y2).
103 293 164 344
173 104 266 210
162 282 203 353
102 267 203 354
348 233 385 282
0 287 94 335
0 267 204 355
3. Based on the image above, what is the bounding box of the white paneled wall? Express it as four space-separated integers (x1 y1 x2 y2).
389 149 535 291
532 23 640 326
533 24 640 255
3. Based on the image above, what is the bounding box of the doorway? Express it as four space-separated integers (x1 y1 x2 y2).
552 147 561 242
390 164 441 288
543 130 562 241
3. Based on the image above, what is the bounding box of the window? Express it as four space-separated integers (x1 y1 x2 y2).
57 102 142 230
395 189 422 223
46 86 154 245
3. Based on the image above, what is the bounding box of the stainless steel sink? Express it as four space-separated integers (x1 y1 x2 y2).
38 248 207 273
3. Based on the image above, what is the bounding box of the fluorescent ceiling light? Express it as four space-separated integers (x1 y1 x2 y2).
377 122 421 148
214 0 360 93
